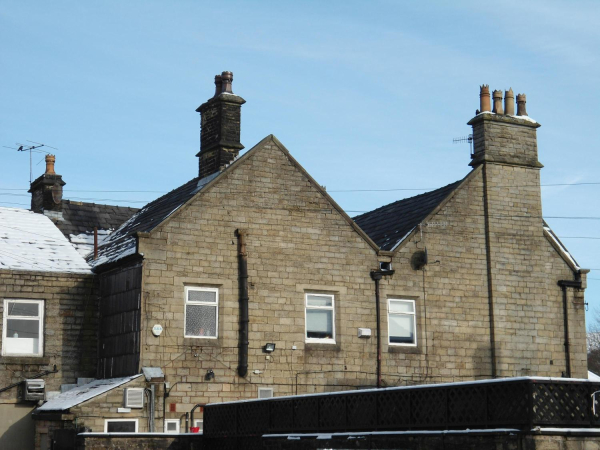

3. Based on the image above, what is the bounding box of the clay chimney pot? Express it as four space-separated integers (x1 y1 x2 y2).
45 154 56 175
221 71 233 94
504 88 515 115
214 75 223 97
516 93 528 116
479 85 491 112
492 90 504 115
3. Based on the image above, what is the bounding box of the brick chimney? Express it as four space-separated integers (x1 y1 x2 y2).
28 154 65 216
196 71 246 179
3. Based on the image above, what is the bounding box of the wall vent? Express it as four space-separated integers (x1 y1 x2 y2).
258 387 273 399
24 379 45 401
123 388 144 408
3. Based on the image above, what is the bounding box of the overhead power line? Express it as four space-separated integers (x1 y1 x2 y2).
1 180 600 195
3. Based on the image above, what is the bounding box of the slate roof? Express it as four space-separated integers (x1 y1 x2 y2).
36 374 142 412
89 172 220 268
55 200 139 238
0 207 91 273
353 179 464 251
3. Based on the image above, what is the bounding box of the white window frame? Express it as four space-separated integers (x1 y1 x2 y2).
104 418 138 433
258 387 274 399
193 419 203 433
164 419 180 434
387 298 417 347
2 299 44 357
184 286 219 339
304 293 335 344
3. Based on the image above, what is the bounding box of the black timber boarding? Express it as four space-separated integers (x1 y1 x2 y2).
203 378 600 447
97 261 142 378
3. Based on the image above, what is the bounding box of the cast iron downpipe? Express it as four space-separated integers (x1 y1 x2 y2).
371 271 383 388
558 276 582 378
236 229 249 378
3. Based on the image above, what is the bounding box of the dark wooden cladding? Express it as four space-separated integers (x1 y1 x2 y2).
97 262 142 378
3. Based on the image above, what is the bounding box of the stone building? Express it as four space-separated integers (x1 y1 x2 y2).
0 207 96 450
28 75 588 446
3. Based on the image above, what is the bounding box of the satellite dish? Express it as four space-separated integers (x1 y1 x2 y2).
411 248 428 270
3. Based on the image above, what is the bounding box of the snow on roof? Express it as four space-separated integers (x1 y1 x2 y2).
589 371 600 381
543 222 580 270
36 374 142 412
90 171 222 269
0 207 91 273
69 229 112 258
476 110 538 124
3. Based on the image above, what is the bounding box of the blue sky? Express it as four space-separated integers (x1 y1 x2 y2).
2 1 599 323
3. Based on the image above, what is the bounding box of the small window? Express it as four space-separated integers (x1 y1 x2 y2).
104 419 138 433
184 287 218 338
2 299 44 356
164 419 180 434
305 294 335 343
194 419 203 433
388 299 417 346
258 387 273 399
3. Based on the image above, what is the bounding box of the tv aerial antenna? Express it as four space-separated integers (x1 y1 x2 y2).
2 140 58 184
452 134 473 156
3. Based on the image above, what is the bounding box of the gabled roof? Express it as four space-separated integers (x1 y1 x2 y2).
90 135 379 268
353 179 464 251
36 374 142 412
89 172 219 268
55 200 139 238
0 207 91 273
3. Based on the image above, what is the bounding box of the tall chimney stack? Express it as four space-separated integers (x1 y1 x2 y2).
196 71 245 179
469 85 541 169
28 154 65 216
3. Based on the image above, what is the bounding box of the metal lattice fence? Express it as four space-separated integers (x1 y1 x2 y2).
204 378 600 443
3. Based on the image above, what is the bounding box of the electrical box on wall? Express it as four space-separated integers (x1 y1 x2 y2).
358 328 372 338
24 379 45 401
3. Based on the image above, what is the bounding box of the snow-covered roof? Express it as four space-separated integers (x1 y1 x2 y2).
543 222 580 271
89 171 221 269
36 374 142 412
0 207 91 273
70 229 112 258
589 371 600 381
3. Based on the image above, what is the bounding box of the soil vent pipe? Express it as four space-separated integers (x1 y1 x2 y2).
236 229 249 378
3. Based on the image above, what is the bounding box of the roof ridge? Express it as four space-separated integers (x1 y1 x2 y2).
353 178 465 220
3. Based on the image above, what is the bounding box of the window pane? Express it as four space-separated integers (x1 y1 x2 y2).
306 295 332 307
188 289 217 303
306 310 333 339
106 421 136 432
8 302 38 317
389 315 415 344
166 422 178 431
185 304 217 337
7 318 39 339
389 300 414 314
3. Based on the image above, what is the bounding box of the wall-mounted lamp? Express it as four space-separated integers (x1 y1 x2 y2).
205 369 214 381
263 343 276 353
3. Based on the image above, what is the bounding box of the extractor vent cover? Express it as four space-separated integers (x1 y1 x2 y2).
124 388 144 408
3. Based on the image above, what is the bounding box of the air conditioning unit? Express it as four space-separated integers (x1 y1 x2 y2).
24 379 45 401
123 388 144 408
